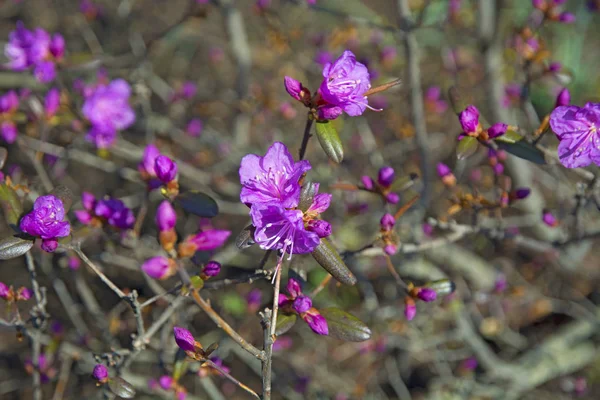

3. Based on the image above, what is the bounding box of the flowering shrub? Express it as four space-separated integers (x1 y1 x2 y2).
0 2 597 399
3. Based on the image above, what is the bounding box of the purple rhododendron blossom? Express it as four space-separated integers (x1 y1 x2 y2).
139 144 161 178
159 375 173 390
82 79 135 148
239 142 311 209
0 282 9 299
250 203 320 256
318 50 372 118
377 166 395 187
94 198 135 229
293 295 312 314
487 123 508 138
549 102 600 168
173 326 196 352
20 195 71 248
188 229 231 251
45 88 60 118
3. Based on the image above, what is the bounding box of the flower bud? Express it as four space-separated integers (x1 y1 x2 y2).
202 261 221 277
511 187 531 200
361 175 374 190
159 375 174 390
384 244 397 255
416 287 437 302
437 163 456 187
173 326 197 352
141 256 173 280
92 364 109 383
555 88 570 107
186 119 203 137
154 155 178 183
286 279 302 298
16 287 32 301
45 88 60 118
156 201 177 231
548 61 562 72
377 166 395 187
386 192 399 204
542 210 558 227
140 144 160 177
380 213 395 231
459 105 480 134
487 123 508 139
0 282 10 299
302 311 329 335
41 239 59 253
558 12 575 23
284 76 311 105
404 297 416 321
293 295 312 314
81 192 96 210
493 163 504 176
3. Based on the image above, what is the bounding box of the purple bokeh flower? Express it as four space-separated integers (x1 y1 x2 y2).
250 203 320 257
0 91 19 143
154 155 178 183
20 195 70 252
141 256 172 280
424 86 448 114
239 142 311 209
44 88 60 119
139 144 161 179
318 50 372 118
186 118 203 137
549 102 600 168
94 198 135 229
82 79 135 148
159 375 173 390
173 326 196 352
187 229 231 251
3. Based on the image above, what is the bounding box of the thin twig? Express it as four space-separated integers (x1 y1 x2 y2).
203 359 260 399
298 117 314 161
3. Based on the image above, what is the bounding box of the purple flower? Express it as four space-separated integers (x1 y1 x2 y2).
417 288 437 302
0 91 19 144
92 364 108 382
45 88 60 118
361 175 374 190
173 326 196 352
284 77 306 102
154 155 178 183
156 201 176 231
558 12 575 23
181 82 197 99
512 187 531 200
246 289 262 311
95 198 135 229
302 311 328 335
437 162 452 178
202 261 221 277
34 61 56 83
548 62 562 72
318 50 372 118
380 213 395 231
239 142 311 209
386 192 399 204
306 220 331 238
384 244 397 255
250 203 320 256
425 86 448 114
188 229 231 251
139 144 161 178
0 282 10 299
186 118 203 137
542 211 558 227
1 122 17 144
286 278 302 298
549 102 600 168
159 375 173 390
20 195 70 250
555 88 570 108
377 166 395 187
404 298 416 320
82 79 135 148
459 105 480 134
293 295 312 314
141 256 172 280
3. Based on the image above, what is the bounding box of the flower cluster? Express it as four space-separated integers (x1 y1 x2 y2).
403 283 438 321
361 166 400 204
0 91 20 144
20 195 71 252
82 79 135 149
379 213 399 255
279 279 328 335
285 50 381 120
148 375 187 400
457 105 508 141
25 354 56 384
424 86 448 115
239 142 331 260
549 102 600 168
532 0 575 24
75 192 135 230
5 22 65 83
139 144 179 196
0 282 32 302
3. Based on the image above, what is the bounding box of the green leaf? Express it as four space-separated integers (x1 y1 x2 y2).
298 181 318 212
174 191 218 218
494 130 523 144
315 121 344 163
497 141 546 164
0 236 33 260
456 136 479 160
107 377 136 399
320 307 371 342
311 238 357 286
0 183 23 228
275 313 297 336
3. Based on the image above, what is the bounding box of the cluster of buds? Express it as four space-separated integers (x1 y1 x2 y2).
404 281 455 321
25 354 56 383
173 327 220 361
74 192 135 230
361 166 400 204
139 144 179 198
0 282 32 302
487 148 508 176
424 86 448 116
379 213 399 255
513 28 548 63
0 91 21 144
279 279 328 335
457 105 510 142
532 0 575 24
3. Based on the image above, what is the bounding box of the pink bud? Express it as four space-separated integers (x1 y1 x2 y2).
361 175 374 190
380 213 395 230
284 76 305 102
141 256 172 280
306 219 332 238
186 119 203 137
0 282 10 299
542 211 558 227
487 123 508 139
377 166 395 187
417 288 437 302
202 261 221 277
286 279 302 298
437 163 452 178
173 326 196 352
16 287 32 301
559 12 575 23
159 375 174 390
555 88 570 107
292 295 312 314
41 239 59 253
92 364 109 382
386 192 400 204
156 201 176 231
458 105 480 134
154 155 178 183
404 299 416 321
384 244 397 255
302 311 329 335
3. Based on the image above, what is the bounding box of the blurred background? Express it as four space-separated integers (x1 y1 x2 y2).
0 0 600 399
